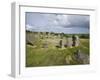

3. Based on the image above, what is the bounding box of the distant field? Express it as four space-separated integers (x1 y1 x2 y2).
26 31 89 67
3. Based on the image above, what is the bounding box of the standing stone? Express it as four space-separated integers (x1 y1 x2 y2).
48 32 50 38
72 35 80 47
42 43 48 48
67 37 73 47
75 35 80 47
42 41 48 48
62 37 67 48
58 34 61 38
73 50 89 64
37 32 41 39
59 40 62 48
72 35 76 46
26 32 35 45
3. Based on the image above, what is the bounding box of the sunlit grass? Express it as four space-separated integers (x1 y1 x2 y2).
26 32 89 67
26 38 89 67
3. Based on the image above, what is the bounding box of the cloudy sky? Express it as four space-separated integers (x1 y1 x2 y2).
25 12 89 34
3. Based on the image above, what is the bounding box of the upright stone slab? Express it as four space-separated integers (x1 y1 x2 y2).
59 40 62 48
37 32 41 39
58 34 61 38
62 37 67 48
67 37 72 47
75 35 80 47
26 32 35 45
72 35 76 46
48 32 50 38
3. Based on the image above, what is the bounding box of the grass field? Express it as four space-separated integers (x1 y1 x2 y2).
26 31 89 67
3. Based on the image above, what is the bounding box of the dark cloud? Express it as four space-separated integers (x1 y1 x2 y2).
63 15 90 28
26 13 89 34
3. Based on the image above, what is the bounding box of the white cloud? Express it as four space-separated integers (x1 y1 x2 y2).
26 13 89 33
26 24 33 31
44 14 71 28
56 15 71 26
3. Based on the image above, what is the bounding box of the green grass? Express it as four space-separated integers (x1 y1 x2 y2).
26 32 89 67
78 39 90 55
26 38 89 67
